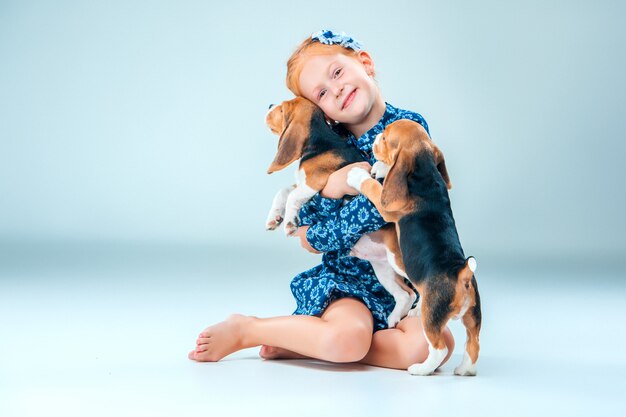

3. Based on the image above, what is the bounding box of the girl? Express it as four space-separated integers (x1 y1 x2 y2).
188 30 455 370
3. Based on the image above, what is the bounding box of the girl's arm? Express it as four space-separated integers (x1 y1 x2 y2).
297 162 370 229
303 194 387 253
319 162 371 199
296 162 381 254
294 226 320 254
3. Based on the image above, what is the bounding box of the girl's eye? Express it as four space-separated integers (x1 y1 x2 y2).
318 68 341 100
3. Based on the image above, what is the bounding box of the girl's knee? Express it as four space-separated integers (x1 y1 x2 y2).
320 322 372 363
320 298 374 362
400 337 429 367
400 325 455 368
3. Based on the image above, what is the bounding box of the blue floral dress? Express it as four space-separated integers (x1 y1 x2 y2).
291 102 430 331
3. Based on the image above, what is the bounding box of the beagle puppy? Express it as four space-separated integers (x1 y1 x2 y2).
347 119 482 376
265 96 365 235
264 97 416 328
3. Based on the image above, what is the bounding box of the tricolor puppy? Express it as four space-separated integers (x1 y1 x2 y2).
347 119 482 376
265 96 365 235
265 97 416 328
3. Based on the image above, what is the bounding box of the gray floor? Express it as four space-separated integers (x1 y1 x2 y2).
1 241 625 417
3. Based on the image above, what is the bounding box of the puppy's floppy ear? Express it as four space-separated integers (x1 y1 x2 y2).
267 118 308 174
381 150 413 212
433 144 452 190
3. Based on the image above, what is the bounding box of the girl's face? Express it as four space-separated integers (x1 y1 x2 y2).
298 52 379 125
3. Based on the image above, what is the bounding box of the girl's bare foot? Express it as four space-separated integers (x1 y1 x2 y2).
188 314 254 362
259 345 309 360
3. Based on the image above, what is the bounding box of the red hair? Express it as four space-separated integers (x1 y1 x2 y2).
286 37 375 97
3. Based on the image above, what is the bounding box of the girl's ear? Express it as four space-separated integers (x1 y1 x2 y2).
381 150 413 212
357 51 375 76
267 119 307 173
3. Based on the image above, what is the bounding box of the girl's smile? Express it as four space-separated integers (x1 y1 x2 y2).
298 52 386 138
342 89 357 110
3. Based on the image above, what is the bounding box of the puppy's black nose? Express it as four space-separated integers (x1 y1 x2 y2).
268 104 276 110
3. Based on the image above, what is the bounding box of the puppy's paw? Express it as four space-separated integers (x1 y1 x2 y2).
266 214 283 230
407 295 422 317
407 363 437 376
454 352 477 376
388 293 412 328
453 364 477 377
371 161 390 180
346 167 371 191
387 311 402 329
408 348 447 376
407 306 421 317
284 218 299 237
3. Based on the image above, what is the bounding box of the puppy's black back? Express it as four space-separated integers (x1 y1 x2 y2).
300 108 364 166
398 151 466 284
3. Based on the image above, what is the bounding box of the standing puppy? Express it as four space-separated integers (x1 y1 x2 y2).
347 119 482 376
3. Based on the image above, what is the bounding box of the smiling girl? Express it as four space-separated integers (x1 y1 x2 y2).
189 30 455 371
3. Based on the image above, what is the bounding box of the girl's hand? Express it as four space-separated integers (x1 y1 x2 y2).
294 226 321 254
320 162 372 199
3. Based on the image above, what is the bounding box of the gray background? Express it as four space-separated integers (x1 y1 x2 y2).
2 2 626 417
1 0 624 262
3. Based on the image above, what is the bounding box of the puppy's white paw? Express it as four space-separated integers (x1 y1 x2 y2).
388 293 413 328
407 296 422 317
408 347 447 376
387 311 403 328
371 161 390 180
408 363 437 376
265 214 283 230
407 306 421 317
266 186 292 231
454 352 477 376
284 218 299 236
346 167 371 191
454 364 477 377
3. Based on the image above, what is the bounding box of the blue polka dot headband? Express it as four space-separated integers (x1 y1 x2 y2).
311 29 363 51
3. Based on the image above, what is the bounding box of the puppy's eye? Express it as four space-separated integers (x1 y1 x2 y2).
382 136 386 141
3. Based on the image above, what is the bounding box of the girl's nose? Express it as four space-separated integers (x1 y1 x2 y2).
330 81 343 97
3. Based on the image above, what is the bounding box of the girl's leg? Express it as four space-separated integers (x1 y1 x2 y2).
262 316 455 371
259 344 309 360
359 316 455 370
189 298 374 363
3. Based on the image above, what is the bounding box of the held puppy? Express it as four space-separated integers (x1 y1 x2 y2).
265 97 365 235
347 119 482 376
264 97 416 327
